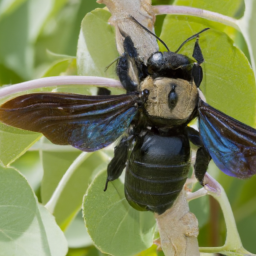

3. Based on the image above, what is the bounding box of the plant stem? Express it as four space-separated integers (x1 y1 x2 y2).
237 0 256 74
186 188 207 201
204 174 242 250
0 76 123 99
29 143 79 152
199 173 256 255
154 5 239 30
45 152 92 213
187 174 256 255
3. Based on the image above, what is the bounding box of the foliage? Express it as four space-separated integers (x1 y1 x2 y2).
0 0 256 255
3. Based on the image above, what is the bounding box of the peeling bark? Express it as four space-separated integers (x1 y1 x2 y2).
155 191 200 256
97 0 158 63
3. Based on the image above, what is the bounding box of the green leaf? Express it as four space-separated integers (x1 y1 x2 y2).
36 204 69 256
77 8 119 80
0 58 77 167
160 16 256 126
67 246 105 256
0 63 24 86
157 251 165 256
11 151 43 191
0 0 63 79
43 58 77 77
0 0 26 18
0 123 41 166
83 171 156 256
41 150 108 230
152 0 174 5
171 1 250 60
136 245 158 256
0 166 37 241
229 175 256 253
36 0 103 67
0 166 68 256
236 213 256 254
0 0 73 80
65 211 93 248
44 0 68 23
174 0 245 18
0 1 33 79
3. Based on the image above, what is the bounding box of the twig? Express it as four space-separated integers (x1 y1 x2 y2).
154 5 239 30
186 188 207 201
0 76 123 99
199 173 256 255
155 190 200 256
45 152 92 213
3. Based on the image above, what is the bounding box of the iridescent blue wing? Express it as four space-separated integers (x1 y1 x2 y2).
0 93 139 152
198 98 256 178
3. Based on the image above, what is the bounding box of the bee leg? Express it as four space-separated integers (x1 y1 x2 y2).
186 126 202 147
116 54 138 92
192 39 204 88
194 147 212 186
122 33 138 58
104 136 129 191
192 64 203 88
187 126 211 185
117 30 147 92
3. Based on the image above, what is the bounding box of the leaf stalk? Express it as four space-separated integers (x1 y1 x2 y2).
154 5 239 30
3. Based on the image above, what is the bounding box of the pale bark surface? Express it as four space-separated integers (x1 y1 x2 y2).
155 191 200 256
97 0 158 62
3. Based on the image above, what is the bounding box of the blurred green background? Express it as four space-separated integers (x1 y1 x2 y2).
1 0 256 256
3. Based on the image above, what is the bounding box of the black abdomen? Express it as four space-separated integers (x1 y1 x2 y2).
125 131 190 214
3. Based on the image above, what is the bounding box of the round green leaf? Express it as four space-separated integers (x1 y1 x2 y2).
77 8 119 80
0 166 68 256
65 211 93 248
11 151 43 191
160 16 256 126
0 166 37 242
174 0 245 18
83 171 156 256
36 204 68 256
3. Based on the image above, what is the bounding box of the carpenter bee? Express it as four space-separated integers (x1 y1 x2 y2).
0 18 256 215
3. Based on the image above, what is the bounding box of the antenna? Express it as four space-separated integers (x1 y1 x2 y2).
175 28 210 53
130 16 170 52
104 57 120 73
